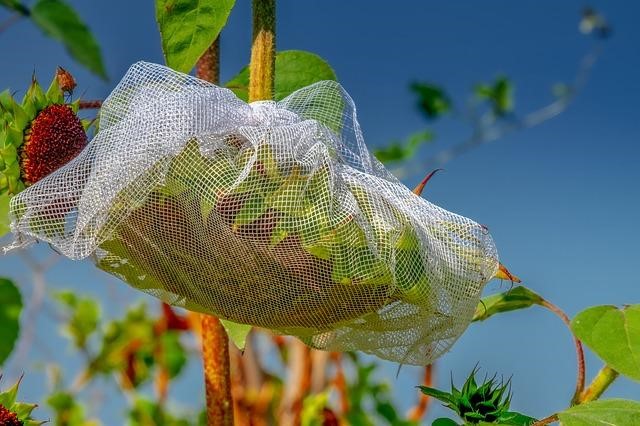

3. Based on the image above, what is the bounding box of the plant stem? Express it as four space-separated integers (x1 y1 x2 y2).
579 365 619 403
197 37 221 85
532 414 559 426
539 299 585 406
249 0 276 102
195 38 235 426
78 100 103 109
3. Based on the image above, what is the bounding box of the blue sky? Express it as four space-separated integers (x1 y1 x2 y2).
1 0 639 423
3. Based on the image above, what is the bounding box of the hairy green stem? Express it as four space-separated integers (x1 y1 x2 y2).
579 365 619 403
249 0 276 102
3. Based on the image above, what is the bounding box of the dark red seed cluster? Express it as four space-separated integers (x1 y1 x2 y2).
21 104 87 185
0 404 23 426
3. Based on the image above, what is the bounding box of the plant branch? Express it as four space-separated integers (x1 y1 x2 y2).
419 41 605 170
407 363 434 422
539 299 585 406
578 365 619 403
249 0 276 102
532 414 559 426
195 37 234 426
0 12 22 33
78 100 103 109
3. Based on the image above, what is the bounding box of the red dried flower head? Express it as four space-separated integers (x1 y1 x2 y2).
0 404 23 426
21 104 87 185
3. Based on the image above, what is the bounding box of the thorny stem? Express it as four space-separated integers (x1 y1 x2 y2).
249 0 276 102
532 414 559 426
579 365 619 403
539 299 585 406
195 38 235 426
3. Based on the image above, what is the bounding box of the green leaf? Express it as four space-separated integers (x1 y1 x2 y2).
156 0 235 73
0 277 22 366
220 319 252 351
571 305 640 381
473 286 543 322
418 386 455 405
410 82 450 119
54 291 100 349
0 193 12 237
159 331 187 378
475 76 514 116
557 399 640 426
432 419 459 426
226 50 337 101
0 0 29 15
374 130 433 164
31 0 106 79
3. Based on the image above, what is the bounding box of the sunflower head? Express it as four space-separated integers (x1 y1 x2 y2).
0 377 44 426
0 70 89 236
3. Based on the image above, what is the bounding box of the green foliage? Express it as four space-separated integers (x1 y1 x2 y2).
0 277 22 366
557 399 640 426
301 391 330 426
225 50 337 101
419 367 535 425
0 193 11 237
55 291 100 349
374 129 433 164
473 286 542 322
219 319 252 351
30 0 107 79
128 397 204 426
410 82 451 119
88 303 187 387
475 77 514 116
345 354 417 425
432 418 459 426
571 305 640 381
155 0 235 73
47 391 99 426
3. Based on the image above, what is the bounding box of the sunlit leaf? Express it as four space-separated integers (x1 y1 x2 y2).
473 286 542 322
571 305 640 381
225 50 337 101
220 319 252 351
558 399 640 426
0 277 22 366
31 0 107 79
156 0 235 73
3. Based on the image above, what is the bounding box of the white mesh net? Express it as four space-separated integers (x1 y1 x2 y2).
7 62 499 365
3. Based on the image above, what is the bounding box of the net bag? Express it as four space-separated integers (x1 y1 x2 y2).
7 62 498 365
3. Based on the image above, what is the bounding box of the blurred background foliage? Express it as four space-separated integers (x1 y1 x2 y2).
2 1 638 425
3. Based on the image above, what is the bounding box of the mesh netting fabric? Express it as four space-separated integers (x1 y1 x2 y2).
7 62 498 365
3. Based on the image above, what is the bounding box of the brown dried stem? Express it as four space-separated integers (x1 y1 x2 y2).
195 38 235 426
